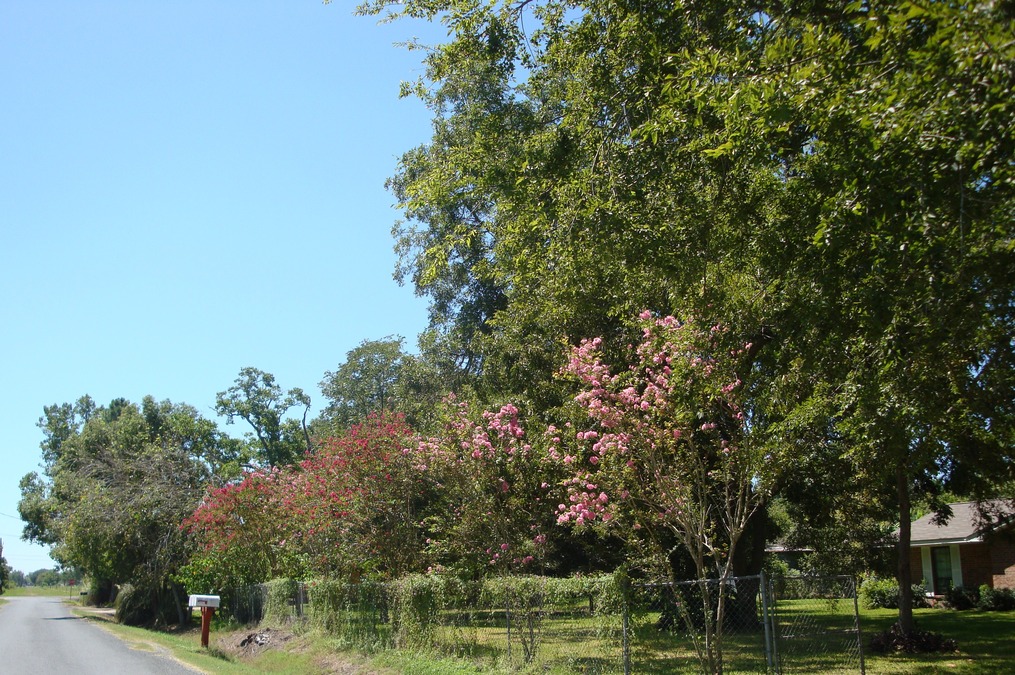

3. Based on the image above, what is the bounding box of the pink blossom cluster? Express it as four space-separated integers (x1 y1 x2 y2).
556 476 612 525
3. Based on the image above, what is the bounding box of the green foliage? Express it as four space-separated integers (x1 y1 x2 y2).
945 586 980 611
0 540 8 594
263 578 303 625
257 571 627 662
318 337 407 431
389 573 448 649
7 569 27 588
215 367 312 468
977 584 1015 612
860 576 930 611
18 396 236 622
362 0 1015 637
114 582 190 627
114 583 150 626
30 569 62 587
306 579 391 650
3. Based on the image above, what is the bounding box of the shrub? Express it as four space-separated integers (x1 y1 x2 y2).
306 579 391 651
115 584 149 625
263 578 302 625
869 623 958 654
944 586 979 610
977 584 1015 611
859 576 930 609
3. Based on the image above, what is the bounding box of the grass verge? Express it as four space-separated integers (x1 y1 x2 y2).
64 599 1015 674
72 605 399 674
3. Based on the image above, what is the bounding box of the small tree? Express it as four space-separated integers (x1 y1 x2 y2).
556 312 778 673
0 540 9 594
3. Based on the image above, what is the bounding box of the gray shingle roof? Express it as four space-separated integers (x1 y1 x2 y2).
909 501 1015 546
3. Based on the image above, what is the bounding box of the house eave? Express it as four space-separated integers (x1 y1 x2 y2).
911 536 982 547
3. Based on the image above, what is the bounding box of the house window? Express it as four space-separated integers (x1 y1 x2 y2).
931 546 953 594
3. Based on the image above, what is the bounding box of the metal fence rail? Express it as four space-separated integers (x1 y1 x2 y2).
229 573 864 673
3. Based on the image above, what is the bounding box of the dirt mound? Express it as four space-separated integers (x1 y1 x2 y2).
233 627 294 657
218 627 394 673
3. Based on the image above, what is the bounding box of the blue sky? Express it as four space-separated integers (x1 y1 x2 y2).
0 1 444 573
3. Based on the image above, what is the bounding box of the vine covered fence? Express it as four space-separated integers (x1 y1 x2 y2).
229 573 864 673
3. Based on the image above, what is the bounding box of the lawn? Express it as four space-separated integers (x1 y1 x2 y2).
860 607 1015 674
392 603 1015 674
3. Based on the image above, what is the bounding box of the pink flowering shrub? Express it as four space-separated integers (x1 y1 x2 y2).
181 404 563 588
555 312 774 581
410 395 558 575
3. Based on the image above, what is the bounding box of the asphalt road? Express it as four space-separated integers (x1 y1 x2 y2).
0 595 198 674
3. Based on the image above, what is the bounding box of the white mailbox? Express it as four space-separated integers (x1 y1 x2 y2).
189 594 221 609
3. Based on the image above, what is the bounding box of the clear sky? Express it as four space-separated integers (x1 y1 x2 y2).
0 1 444 574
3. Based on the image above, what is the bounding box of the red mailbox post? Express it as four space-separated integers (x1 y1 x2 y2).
188 595 221 648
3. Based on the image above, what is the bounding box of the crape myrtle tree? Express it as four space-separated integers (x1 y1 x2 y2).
361 0 1015 637
555 313 777 672
183 404 570 586
182 413 426 589
408 396 567 577
18 396 242 624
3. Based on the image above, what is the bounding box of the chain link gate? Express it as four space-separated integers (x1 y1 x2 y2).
767 573 866 674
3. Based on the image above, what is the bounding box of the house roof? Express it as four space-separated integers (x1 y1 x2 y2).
908 500 1015 547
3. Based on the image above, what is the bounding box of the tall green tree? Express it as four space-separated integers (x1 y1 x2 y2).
215 367 312 467
319 337 407 429
363 0 1015 637
19 396 239 624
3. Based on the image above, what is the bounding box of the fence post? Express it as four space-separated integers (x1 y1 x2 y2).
769 574 781 673
760 571 775 674
622 601 631 674
851 576 866 675
505 591 512 665
621 575 631 675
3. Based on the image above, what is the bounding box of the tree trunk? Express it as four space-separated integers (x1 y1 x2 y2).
726 506 767 631
171 582 189 627
895 464 914 636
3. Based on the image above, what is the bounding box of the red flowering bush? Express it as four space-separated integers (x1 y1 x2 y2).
181 413 419 588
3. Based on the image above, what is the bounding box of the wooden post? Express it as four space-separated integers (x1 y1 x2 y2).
201 606 214 648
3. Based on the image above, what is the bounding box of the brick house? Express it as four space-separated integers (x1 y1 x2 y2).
906 501 1015 595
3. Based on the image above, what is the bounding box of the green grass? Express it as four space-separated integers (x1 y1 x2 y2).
63 597 1015 674
73 606 404 674
860 607 1015 674
4 584 86 598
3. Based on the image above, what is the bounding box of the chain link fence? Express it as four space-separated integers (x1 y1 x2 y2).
229 573 864 673
630 576 770 673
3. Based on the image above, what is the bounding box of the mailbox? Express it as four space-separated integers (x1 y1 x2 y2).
188 594 221 609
